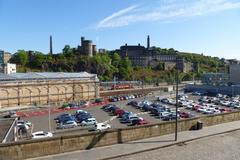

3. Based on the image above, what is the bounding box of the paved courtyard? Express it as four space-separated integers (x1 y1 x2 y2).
110 130 240 160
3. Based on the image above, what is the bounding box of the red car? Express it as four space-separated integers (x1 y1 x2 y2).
137 119 149 125
179 112 189 118
115 109 125 116
219 108 232 113
192 105 201 111
179 112 194 118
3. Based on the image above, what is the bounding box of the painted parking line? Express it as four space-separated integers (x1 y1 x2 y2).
103 116 117 124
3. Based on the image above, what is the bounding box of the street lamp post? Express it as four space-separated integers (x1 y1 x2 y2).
175 69 179 141
232 85 235 97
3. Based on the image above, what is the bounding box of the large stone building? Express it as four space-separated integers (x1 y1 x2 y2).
118 36 194 73
202 73 229 86
229 60 240 84
0 72 99 108
77 37 97 57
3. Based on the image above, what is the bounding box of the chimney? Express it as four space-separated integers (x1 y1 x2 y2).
50 35 53 55
147 35 150 49
81 37 85 46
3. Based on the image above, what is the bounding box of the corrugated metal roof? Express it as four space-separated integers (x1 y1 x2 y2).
0 73 14 80
0 72 98 81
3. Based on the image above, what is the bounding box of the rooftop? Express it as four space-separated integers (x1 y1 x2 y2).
0 72 98 81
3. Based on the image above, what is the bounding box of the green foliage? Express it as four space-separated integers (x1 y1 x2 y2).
11 45 226 83
153 47 178 55
118 56 133 80
29 51 45 68
11 50 28 66
154 62 165 71
111 52 121 68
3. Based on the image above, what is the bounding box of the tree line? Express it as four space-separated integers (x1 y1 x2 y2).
9 46 227 83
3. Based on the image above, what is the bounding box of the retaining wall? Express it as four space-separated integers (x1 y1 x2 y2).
1 111 240 160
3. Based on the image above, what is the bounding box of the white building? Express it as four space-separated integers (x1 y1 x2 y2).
3 63 16 74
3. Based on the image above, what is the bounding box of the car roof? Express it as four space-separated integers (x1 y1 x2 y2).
32 131 48 135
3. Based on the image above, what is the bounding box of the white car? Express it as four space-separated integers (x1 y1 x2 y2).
197 107 207 113
17 120 32 130
32 131 53 139
94 123 111 131
185 104 193 110
203 108 214 114
81 118 97 126
75 110 88 114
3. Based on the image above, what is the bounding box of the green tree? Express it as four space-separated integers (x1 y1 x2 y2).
30 51 45 68
154 62 165 71
62 45 71 54
119 56 133 80
11 50 28 66
112 52 121 68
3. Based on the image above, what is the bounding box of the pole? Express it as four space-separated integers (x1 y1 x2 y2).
114 76 116 90
48 94 51 132
175 69 179 141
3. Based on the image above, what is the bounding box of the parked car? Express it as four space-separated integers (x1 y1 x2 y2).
130 118 149 126
17 120 32 130
179 112 194 118
54 113 72 122
75 110 88 115
219 108 232 113
75 112 92 123
141 104 152 112
104 105 118 112
58 115 76 124
57 120 77 129
120 114 138 123
127 100 138 106
4 111 18 118
93 123 111 131
81 118 97 126
101 104 116 110
114 108 125 116
32 131 53 139
159 111 172 119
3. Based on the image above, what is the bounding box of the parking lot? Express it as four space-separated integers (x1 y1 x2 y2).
2 90 240 138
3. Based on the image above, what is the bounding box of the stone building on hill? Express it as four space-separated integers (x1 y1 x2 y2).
77 37 97 57
118 36 194 73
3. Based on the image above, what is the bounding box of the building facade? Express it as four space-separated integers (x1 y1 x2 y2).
229 61 240 84
0 72 99 108
118 36 193 73
202 73 229 86
3 63 16 74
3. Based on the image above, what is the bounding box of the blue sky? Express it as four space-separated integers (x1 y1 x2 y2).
0 0 240 59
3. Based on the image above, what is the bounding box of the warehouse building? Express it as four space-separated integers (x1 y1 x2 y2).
0 72 99 108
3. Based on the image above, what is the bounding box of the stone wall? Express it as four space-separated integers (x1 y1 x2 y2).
0 79 99 108
2 111 240 160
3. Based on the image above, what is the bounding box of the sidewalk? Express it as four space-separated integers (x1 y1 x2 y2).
29 120 240 160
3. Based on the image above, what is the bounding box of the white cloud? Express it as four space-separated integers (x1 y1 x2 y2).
96 0 240 29
97 5 139 28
